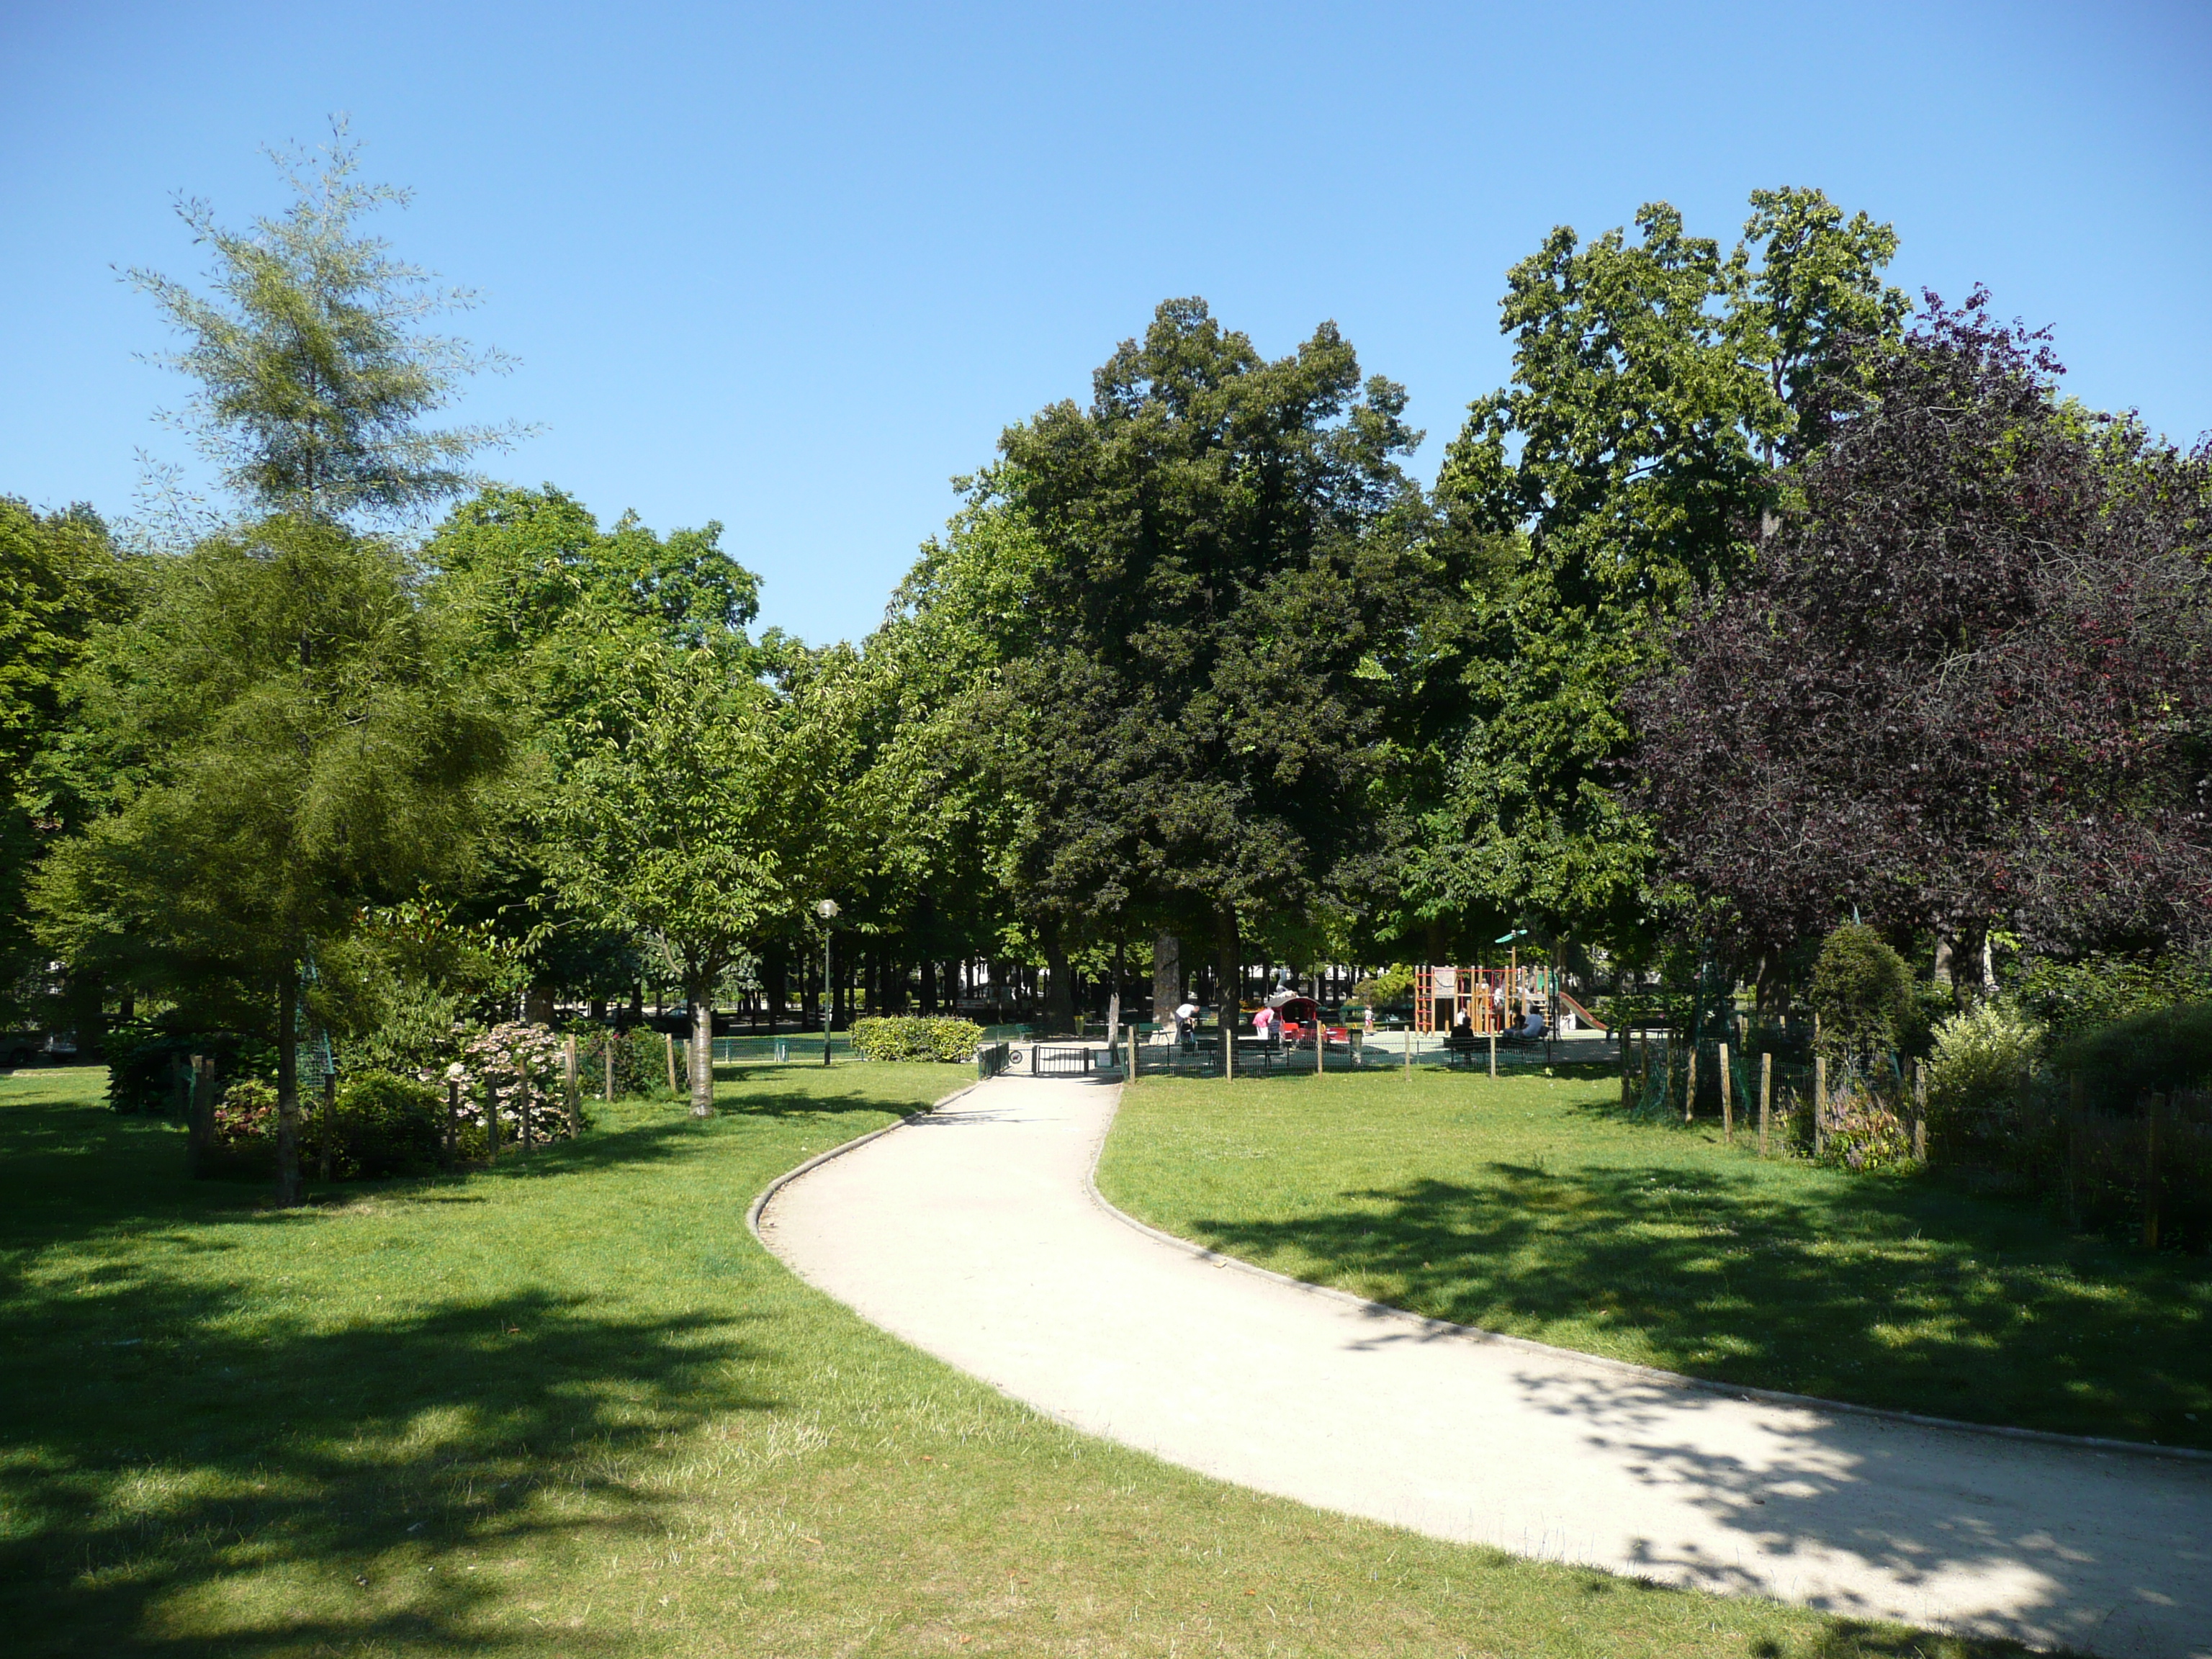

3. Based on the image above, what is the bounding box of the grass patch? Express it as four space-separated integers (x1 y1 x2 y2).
1 1063 2038 1657
1098 1068 2212 1451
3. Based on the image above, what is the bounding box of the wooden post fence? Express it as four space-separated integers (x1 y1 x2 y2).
2144 1094 2164 1251
1719 1041 1732 1144
1685 1044 1698 1124
1813 1056 1827 1159
1758 1051 1772 1159
564 1034 582 1136
1913 1059 1928 1164
320 1071 337 1183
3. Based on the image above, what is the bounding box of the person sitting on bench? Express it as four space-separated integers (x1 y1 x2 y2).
1503 1006 1547 1044
1442 1012 1481 1064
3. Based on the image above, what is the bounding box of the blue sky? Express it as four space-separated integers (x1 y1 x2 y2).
5 1 2207 646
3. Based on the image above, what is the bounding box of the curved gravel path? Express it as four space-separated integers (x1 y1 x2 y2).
755 1075 2212 1658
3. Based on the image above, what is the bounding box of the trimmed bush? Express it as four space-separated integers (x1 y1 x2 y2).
1809 923 1912 1060
850 1015 984 1063
2055 1000 2212 1114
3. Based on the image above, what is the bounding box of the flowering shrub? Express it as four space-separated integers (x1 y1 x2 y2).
850 1015 985 1063
442 1022 576 1148
213 1079 279 1145
1817 1085 1913 1172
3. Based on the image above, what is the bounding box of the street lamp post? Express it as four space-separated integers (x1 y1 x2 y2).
816 899 840 1066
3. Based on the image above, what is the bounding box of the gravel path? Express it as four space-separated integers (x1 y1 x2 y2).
755 1075 2212 1657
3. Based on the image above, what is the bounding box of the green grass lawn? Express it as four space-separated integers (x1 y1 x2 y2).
1098 1068 2212 1452
1 1064 2041 1658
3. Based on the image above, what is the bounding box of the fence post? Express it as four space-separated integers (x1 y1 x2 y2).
2067 1073 2085 1223
1758 1051 1772 1159
188 1055 216 1175
518 1055 534 1155
665 1032 678 1094
1404 1022 1413 1078
320 1070 337 1184
1719 1041 1732 1144
1685 1045 1698 1124
603 1035 615 1103
446 1078 459 1162
1912 1059 1928 1164
1619 1026 1629 1105
2143 1094 2163 1251
485 1076 500 1162
564 1034 581 1136
1813 1056 1827 1159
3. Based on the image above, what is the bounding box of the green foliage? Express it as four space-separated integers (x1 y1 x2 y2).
126 121 523 527
1925 998 2045 1132
325 1069 447 1178
30 514 510 1200
2055 1002 2212 1113
2016 951 2212 1040
1416 189 1905 946
915 297 1451 1020
849 1014 984 1063
1808 924 1913 1058
0 498 131 1025
1349 964 1415 1007
102 1025 271 1115
540 636 842 1113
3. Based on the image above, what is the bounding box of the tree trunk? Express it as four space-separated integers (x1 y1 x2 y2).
1216 912 1241 1072
274 961 303 1208
1152 933 1180 1025
1043 923 1074 1035
1937 921 1989 1004
765 942 788 1030
689 986 716 1117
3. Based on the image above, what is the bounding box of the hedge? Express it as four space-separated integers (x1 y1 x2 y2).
850 1015 984 1063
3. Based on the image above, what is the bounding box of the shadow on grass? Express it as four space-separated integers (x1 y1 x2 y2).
0 1087 818 1655
1182 1156 2211 1447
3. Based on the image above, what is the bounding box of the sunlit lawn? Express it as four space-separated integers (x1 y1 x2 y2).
1099 1067 2212 1452
1 1062 2041 1657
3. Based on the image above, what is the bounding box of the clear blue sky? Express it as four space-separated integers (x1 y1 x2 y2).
5 1 2207 646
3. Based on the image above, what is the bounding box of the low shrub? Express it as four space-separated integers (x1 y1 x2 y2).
1926 997 2045 1135
193 1077 279 1180
850 1015 984 1063
322 1071 447 1179
214 1079 278 1144
2054 1001 2212 1115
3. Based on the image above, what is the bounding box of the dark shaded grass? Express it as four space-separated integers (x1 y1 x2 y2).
1100 1069 2212 1449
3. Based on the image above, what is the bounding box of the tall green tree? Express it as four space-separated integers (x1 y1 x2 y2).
0 500 131 1029
33 519 508 1201
979 297 1447 1030
541 634 849 1114
1415 189 1905 954
421 485 770 1007
127 119 525 528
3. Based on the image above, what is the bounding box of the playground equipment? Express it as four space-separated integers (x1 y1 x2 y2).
1411 965 1605 1035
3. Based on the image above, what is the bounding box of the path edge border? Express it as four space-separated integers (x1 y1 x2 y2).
745 1077 984 1238
1082 1088 2212 1468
